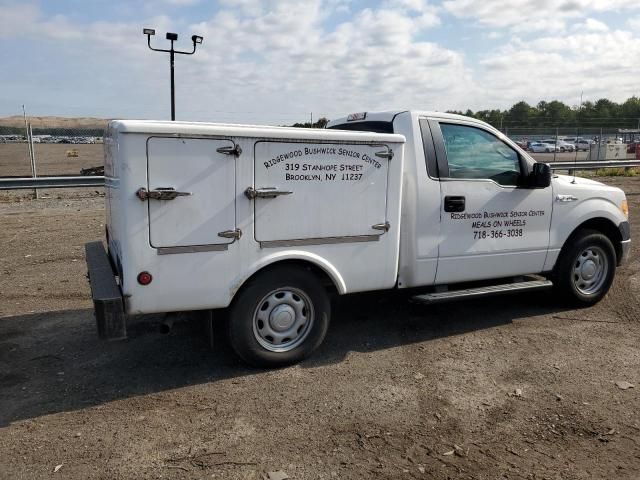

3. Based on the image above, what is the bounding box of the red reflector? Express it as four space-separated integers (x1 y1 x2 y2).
137 271 152 285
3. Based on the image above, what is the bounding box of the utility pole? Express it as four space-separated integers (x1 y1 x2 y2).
22 105 38 199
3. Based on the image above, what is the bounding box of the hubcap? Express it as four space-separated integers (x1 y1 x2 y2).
252 288 314 352
573 246 609 295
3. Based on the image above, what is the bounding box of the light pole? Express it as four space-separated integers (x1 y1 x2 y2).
143 28 203 121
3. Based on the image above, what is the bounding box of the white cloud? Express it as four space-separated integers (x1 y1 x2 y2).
477 30 640 108
574 18 609 32
182 0 468 119
163 0 201 5
443 0 640 33
2 0 640 121
0 4 39 37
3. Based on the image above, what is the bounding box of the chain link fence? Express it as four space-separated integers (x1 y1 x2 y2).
500 125 640 162
3 117 640 179
0 119 106 178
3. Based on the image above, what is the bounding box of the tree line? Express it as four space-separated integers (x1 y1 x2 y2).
447 96 640 130
288 97 640 132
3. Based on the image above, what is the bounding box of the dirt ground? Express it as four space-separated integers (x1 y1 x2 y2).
0 144 103 177
0 177 639 480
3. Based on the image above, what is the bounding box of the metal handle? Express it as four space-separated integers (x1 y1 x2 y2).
136 187 192 201
372 222 390 232
218 228 242 240
244 187 293 199
216 145 242 156
375 149 394 160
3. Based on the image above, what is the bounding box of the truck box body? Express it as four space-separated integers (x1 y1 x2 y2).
104 121 406 314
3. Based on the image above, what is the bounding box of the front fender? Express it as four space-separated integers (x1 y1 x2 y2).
549 197 625 250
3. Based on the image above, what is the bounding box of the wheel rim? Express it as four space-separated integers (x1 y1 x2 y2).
572 246 609 295
252 287 314 352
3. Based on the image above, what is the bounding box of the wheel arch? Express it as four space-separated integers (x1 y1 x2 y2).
558 217 622 266
230 253 347 302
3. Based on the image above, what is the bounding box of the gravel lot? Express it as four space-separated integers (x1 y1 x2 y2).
0 173 639 479
0 144 103 177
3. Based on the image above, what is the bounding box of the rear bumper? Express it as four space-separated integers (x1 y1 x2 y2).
85 241 127 340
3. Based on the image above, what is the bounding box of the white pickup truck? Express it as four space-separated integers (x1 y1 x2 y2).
85 110 630 367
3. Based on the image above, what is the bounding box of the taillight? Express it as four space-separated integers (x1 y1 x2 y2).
137 271 153 285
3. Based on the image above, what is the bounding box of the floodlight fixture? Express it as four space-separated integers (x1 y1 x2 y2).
143 28 204 121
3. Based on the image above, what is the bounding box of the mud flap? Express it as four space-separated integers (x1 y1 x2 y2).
85 241 126 340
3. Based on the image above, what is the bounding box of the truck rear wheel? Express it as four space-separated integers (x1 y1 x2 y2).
553 229 616 306
228 266 330 367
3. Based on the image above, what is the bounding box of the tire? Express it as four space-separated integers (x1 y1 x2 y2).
552 229 616 306
227 266 331 367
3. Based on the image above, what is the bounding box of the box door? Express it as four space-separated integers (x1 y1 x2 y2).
147 137 237 248
253 141 391 243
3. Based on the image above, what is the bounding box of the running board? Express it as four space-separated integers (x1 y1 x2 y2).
411 279 553 305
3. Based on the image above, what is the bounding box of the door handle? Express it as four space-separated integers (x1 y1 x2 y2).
244 187 293 199
444 195 465 212
136 187 192 201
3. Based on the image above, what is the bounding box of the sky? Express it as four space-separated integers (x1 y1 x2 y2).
1 0 640 124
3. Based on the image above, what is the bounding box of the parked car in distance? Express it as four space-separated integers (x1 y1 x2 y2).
541 139 575 152
529 142 558 153
574 139 594 151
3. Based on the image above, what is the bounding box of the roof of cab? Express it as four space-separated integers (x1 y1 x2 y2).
108 120 405 143
326 110 487 128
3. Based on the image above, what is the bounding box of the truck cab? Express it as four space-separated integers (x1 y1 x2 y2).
328 110 629 290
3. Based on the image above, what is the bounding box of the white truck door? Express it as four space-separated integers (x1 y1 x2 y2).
430 121 553 283
146 137 237 249
253 141 391 244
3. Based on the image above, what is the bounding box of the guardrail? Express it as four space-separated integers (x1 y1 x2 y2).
1 162 639 191
548 160 640 170
0 176 105 190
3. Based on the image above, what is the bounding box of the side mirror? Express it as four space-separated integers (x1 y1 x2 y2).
529 162 551 188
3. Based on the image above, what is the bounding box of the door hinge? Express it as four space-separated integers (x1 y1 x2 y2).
372 221 390 232
216 144 242 156
218 228 242 240
244 187 293 199
375 149 393 160
136 187 192 201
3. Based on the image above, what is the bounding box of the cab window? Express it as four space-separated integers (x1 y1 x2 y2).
440 123 521 186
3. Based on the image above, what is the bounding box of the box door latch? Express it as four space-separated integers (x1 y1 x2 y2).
375 149 394 160
372 221 390 232
244 187 293 199
217 228 242 240
216 145 243 156
136 187 192 201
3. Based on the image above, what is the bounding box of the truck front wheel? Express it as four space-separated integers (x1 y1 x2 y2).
553 230 616 305
228 266 331 367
